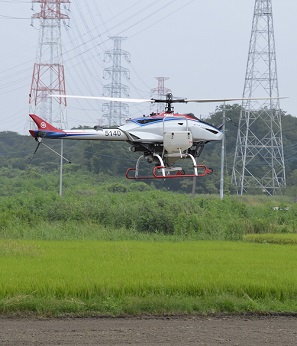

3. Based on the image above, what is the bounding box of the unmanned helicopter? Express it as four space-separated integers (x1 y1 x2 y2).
29 93 272 179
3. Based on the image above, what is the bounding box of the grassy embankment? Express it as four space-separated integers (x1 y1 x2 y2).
1 187 296 240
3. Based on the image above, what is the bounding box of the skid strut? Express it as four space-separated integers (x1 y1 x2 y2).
126 153 212 180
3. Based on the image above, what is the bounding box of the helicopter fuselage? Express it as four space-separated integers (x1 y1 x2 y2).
122 112 222 142
29 112 223 143
29 112 222 177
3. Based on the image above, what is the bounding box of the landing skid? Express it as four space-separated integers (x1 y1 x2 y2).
126 154 213 180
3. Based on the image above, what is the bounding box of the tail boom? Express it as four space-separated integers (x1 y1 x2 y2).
29 114 128 141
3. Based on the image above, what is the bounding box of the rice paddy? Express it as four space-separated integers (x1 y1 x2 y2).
1 239 297 316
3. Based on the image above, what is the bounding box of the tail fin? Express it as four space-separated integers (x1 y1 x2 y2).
29 114 65 139
29 114 64 132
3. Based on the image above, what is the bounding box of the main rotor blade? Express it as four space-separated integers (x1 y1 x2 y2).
184 97 287 103
51 94 287 104
51 94 154 103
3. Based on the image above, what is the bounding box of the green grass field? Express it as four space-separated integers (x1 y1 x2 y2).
1 239 297 316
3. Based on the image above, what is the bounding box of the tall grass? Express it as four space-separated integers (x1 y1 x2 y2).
244 233 297 244
1 240 297 315
1 189 296 241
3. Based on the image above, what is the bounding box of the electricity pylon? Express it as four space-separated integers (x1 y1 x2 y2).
29 0 70 197
231 0 286 195
102 36 130 126
29 0 69 129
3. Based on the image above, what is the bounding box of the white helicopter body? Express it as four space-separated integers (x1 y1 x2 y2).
29 93 279 179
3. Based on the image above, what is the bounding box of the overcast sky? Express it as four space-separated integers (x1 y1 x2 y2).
0 0 296 135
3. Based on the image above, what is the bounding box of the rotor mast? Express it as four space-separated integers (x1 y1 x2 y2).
153 93 187 113
151 77 172 114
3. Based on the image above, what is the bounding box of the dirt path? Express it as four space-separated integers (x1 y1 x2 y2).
1 316 297 345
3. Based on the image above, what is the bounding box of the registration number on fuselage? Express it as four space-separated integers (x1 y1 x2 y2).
104 130 123 137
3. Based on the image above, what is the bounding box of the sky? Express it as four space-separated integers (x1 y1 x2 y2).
0 0 297 135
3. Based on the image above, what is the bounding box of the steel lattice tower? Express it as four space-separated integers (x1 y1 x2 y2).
29 0 69 128
231 0 286 195
102 36 130 126
151 77 171 114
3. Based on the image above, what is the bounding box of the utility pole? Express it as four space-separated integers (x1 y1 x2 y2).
30 0 70 196
231 0 286 195
219 103 226 200
102 36 130 126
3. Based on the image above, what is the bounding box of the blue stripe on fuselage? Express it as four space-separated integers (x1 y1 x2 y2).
30 130 66 139
31 130 97 139
44 131 67 138
131 117 190 126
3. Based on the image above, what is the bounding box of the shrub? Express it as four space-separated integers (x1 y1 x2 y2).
106 183 128 193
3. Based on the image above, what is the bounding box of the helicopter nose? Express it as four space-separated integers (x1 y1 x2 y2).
217 131 224 140
204 127 223 141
